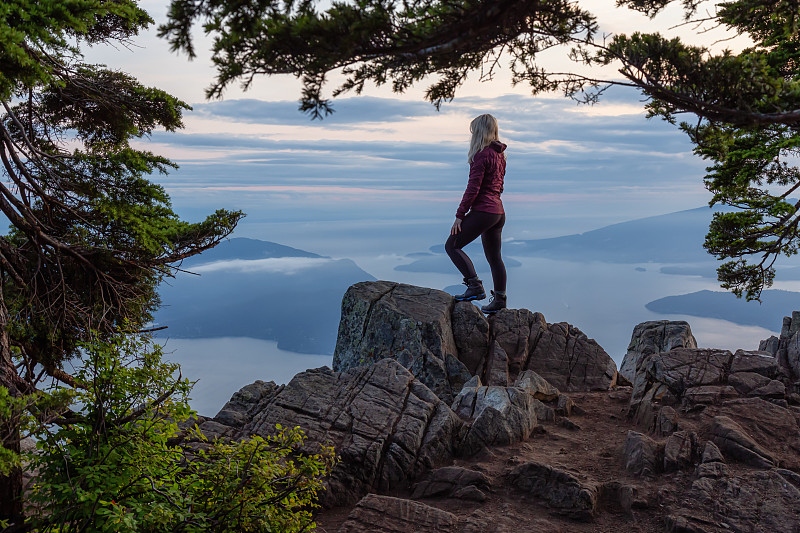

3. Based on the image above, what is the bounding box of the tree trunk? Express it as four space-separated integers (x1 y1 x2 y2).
0 293 23 528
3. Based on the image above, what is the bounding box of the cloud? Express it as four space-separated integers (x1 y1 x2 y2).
132 90 712 235
191 96 441 126
191 257 334 274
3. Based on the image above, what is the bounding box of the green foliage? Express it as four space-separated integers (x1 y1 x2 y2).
0 0 244 374
1 4 247 524
26 333 336 532
158 0 598 116
0 386 74 476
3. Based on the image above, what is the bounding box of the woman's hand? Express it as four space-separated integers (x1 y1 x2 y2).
451 218 462 235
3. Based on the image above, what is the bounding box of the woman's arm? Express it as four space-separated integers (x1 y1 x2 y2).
455 152 486 219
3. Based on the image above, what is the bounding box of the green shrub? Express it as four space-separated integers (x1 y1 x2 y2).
23 333 335 532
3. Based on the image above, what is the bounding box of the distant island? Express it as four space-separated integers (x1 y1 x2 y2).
645 289 798 331
506 206 725 264
154 238 375 354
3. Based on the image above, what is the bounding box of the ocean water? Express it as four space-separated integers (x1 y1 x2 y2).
155 337 331 416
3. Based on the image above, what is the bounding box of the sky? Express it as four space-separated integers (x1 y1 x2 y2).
77 0 751 248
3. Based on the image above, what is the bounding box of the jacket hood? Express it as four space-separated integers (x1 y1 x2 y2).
489 141 507 153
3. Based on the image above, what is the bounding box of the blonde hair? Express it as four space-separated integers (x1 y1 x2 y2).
468 114 501 163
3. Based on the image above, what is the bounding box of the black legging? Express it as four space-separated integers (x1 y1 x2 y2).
445 210 506 293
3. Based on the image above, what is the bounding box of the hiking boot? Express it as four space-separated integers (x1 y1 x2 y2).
454 276 485 301
481 290 507 314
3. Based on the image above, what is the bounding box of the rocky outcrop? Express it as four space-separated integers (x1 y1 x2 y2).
710 415 774 468
213 380 280 427
760 310 800 390
333 282 619 406
628 348 733 426
623 431 662 477
198 287 800 533
410 466 491 501
522 317 618 392
450 381 538 456
620 320 697 382
507 461 598 521
674 469 800 532
332 282 464 403
234 360 464 507
339 494 461 533
627 346 792 431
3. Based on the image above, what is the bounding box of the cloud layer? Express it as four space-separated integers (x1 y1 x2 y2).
147 88 711 248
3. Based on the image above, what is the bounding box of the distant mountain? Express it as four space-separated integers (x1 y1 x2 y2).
506 206 726 263
645 289 798 331
180 237 321 267
155 238 375 354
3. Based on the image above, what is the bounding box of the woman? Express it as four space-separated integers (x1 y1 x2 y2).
445 113 507 314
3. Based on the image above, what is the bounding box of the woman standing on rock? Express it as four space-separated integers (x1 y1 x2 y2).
446 113 507 314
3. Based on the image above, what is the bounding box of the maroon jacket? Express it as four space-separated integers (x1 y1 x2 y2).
455 141 507 219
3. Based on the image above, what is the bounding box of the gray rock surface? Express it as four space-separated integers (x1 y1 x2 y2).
759 335 780 355
410 466 491 500
332 281 461 403
525 319 618 392
655 406 679 436
485 341 510 386
680 469 800 532
213 380 280 427
620 320 697 382
728 371 772 395
513 369 559 401
759 311 800 383
731 349 780 378
701 441 724 464
507 461 597 521
749 379 786 399
663 431 696 472
682 385 738 405
716 397 800 470
338 494 460 533
629 348 734 426
237 360 464 506
623 431 662 477
451 385 538 455
451 301 489 376
710 416 774 469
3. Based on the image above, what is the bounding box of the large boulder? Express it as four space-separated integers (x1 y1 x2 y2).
451 382 538 456
332 282 464 403
619 320 697 383
507 461 598 521
520 315 618 392
623 431 662 477
333 282 618 402
237 359 464 507
338 494 460 533
628 348 733 426
410 466 491 500
760 311 800 386
710 415 775 469
451 301 490 376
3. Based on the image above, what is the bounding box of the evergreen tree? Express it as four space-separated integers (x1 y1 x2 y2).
0 0 242 524
161 0 800 299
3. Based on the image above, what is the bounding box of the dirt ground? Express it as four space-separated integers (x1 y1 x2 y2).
314 388 711 533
